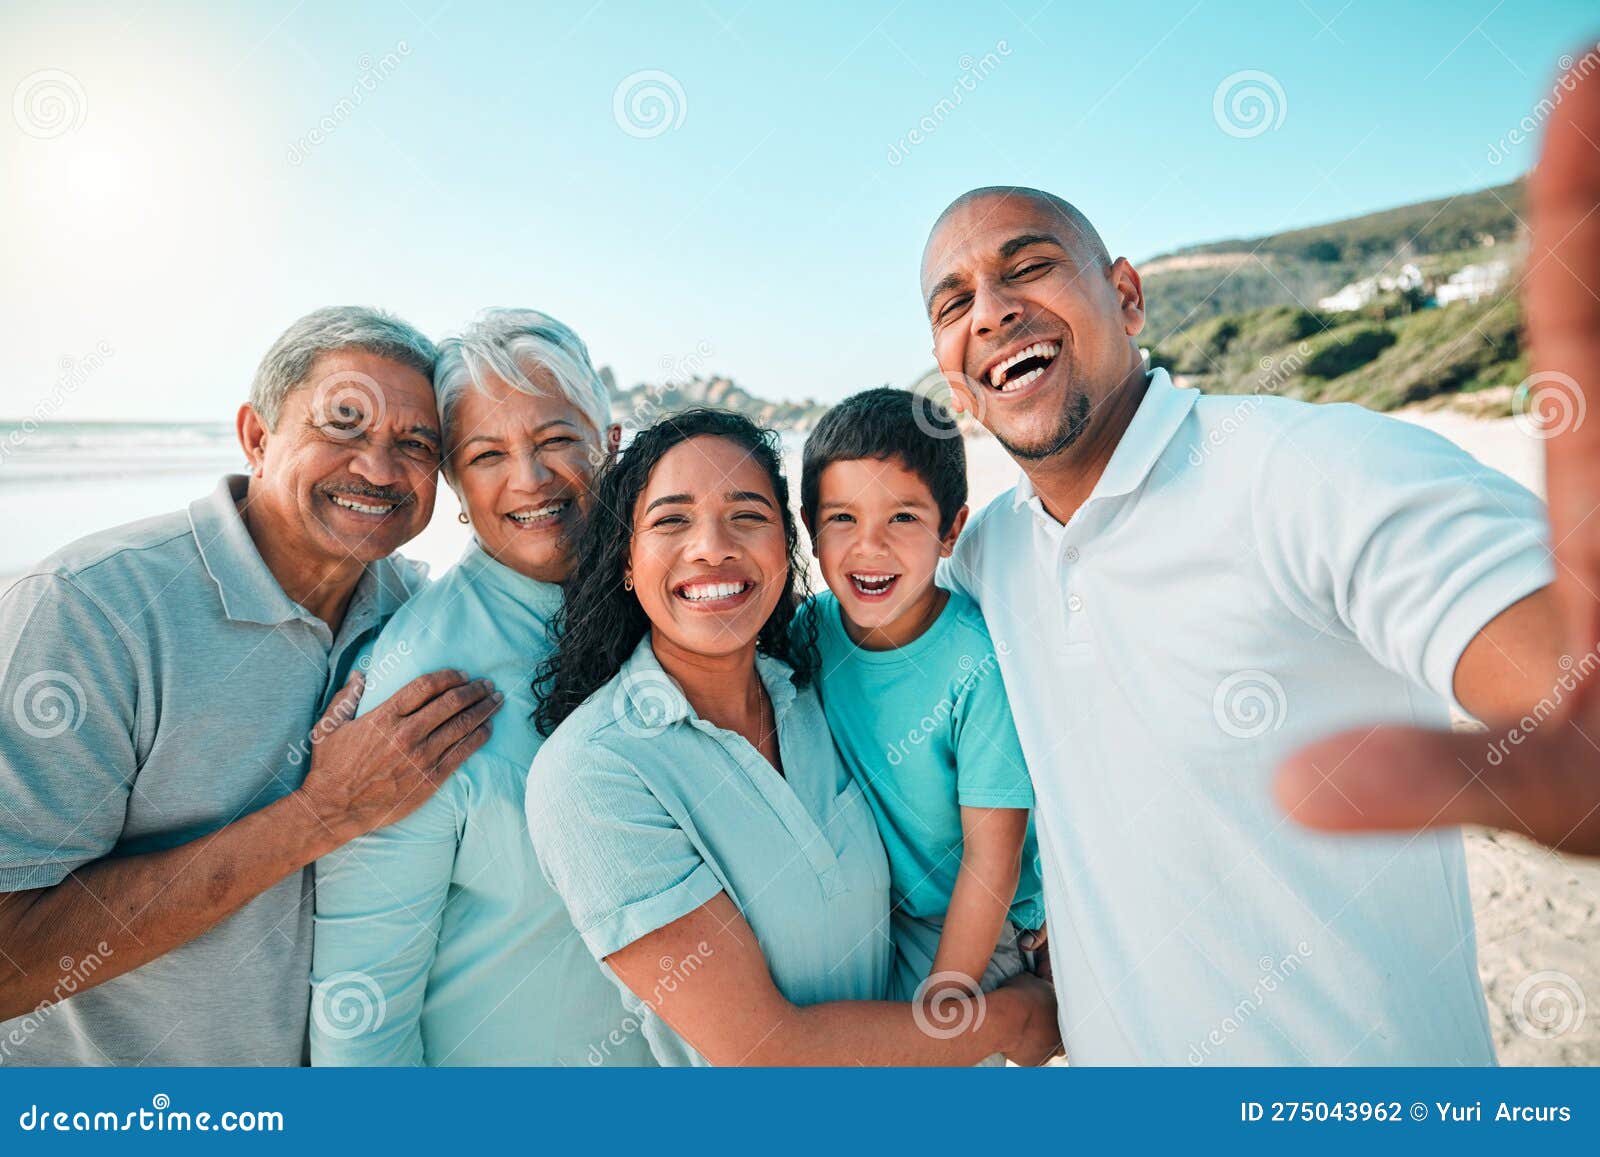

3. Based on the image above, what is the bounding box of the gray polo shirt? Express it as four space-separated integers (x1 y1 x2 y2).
0 474 425 1066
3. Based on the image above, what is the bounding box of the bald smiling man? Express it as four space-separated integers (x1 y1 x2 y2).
920 175 1570 1064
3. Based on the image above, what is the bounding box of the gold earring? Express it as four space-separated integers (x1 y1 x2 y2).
457 512 469 524
623 574 634 591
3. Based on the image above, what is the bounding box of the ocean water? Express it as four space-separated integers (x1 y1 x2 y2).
0 421 810 583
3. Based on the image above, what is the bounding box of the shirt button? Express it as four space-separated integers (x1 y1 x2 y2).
1067 594 1083 612
1065 546 1080 563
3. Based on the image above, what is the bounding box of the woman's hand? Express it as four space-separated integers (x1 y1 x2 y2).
997 970 1062 1066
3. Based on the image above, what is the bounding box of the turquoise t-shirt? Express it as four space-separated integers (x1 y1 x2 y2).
803 589 1045 951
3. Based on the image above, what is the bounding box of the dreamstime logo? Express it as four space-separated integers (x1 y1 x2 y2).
911 972 986 1039
613 669 681 737
1185 342 1311 466
311 971 386 1040
885 647 1006 766
1511 370 1585 439
1510 970 1586 1039
1484 648 1600 766
1 340 114 465
1189 941 1313 1064
1488 44 1599 165
309 369 387 440
1212 70 1287 139
910 369 989 439
0 942 113 1062
287 43 411 165
586 940 714 1065
1212 670 1286 739
12 69 87 139
613 70 687 139
12 671 87 740
886 40 1012 165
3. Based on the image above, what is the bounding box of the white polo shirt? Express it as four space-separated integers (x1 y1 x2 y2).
943 369 1551 1066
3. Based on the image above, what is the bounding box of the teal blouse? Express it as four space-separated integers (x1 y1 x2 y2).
525 635 893 1066
311 542 654 1066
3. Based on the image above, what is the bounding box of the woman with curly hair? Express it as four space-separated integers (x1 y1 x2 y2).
527 408 1059 1066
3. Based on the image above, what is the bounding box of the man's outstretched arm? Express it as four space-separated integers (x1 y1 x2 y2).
1276 48 1600 856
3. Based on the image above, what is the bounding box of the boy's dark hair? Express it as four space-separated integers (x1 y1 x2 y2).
801 387 966 536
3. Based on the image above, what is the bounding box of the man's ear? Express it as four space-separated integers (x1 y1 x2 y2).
939 503 970 557
1110 257 1146 338
606 423 623 456
237 403 269 477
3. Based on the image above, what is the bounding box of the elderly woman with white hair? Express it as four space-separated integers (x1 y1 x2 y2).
310 309 652 1066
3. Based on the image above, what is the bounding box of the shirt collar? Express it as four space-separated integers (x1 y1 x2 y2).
1010 368 1197 513
189 475 307 626
458 539 565 619
615 632 799 733
188 473 418 632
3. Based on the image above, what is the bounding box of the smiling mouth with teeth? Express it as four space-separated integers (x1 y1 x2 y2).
848 572 899 599
506 499 571 528
327 492 401 516
675 579 756 604
988 341 1061 392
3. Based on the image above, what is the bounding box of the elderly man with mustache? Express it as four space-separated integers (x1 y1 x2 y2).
0 306 501 1065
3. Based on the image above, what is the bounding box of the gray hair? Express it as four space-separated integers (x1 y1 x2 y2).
433 309 612 444
249 306 439 430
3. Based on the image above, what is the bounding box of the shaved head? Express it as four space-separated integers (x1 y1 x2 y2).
918 183 1147 468
927 186 1111 271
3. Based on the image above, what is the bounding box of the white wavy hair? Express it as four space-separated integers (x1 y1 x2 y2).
249 306 438 430
433 309 612 447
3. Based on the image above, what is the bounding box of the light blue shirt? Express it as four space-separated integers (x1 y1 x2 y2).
525 635 893 1066
801 590 1044 999
311 542 653 1067
0 475 423 1066
942 369 1551 1065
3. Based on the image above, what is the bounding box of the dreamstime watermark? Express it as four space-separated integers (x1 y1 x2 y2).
16 1094 283 1133
287 42 412 166
613 70 687 139
282 640 412 771
912 970 986 1039
1188 940 1313 1064
1185 342 1311 466
1510 970 1586 1039
0 943 113 1063
1212 70 1287 139
1488 43 1600 165
1212 669 1287 739
1510 370 1585 440
586 942 714 1065
1 341 115 465
11 670 88 740
886 40 1012 166
592 342 716 464
1484 648 1600 766
612 668 682 738
12 68 86 139
310 971 386 1040
885 645 1008 767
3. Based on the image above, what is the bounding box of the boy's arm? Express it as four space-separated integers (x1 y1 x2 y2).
927 806 1029 993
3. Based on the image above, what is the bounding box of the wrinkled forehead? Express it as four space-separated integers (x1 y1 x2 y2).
920 191 1083 295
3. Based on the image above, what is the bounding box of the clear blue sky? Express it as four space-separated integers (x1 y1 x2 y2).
2 0 1594 419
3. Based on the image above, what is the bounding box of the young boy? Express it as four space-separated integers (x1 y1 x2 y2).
799 387 1045 1032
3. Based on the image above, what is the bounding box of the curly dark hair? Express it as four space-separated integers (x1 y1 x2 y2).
534 408 813 737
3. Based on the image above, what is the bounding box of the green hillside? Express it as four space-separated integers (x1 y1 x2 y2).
1140 178 1525 340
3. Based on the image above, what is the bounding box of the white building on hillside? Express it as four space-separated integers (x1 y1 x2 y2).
1435 259 1511 306
1317 263 1423 312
